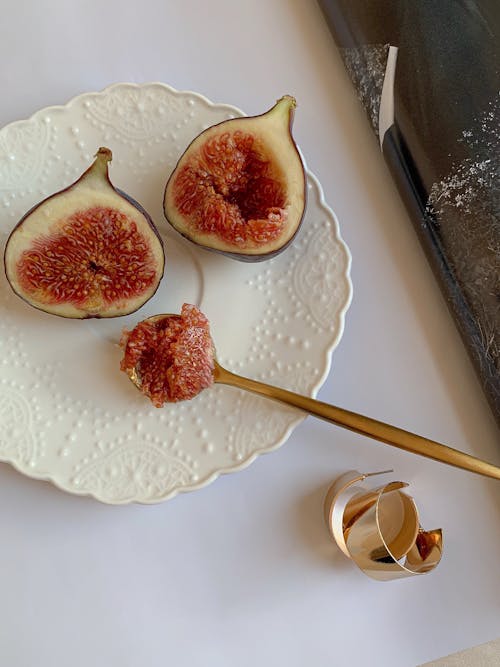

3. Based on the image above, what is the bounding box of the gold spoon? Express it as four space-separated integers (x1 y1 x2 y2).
213 360 500 480
125 314 500 482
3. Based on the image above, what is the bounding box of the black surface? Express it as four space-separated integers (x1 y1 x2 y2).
318 0 500 423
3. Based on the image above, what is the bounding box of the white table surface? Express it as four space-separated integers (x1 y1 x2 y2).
1 2 499 666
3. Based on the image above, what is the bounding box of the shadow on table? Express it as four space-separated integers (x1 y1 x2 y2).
293 480 352 571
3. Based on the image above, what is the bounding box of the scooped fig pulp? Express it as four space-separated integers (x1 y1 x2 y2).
120 304 215 407
163 96 306 261
4 148 165 318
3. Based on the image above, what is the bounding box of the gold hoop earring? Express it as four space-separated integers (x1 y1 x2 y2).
324 470 443 581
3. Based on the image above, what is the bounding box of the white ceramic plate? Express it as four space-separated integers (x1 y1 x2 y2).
0 83 352 504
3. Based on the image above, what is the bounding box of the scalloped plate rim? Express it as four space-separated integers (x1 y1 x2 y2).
0 82 353 505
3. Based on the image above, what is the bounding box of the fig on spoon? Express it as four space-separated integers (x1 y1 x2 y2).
120 305 500 481
120 303 215 406
4 148 165 318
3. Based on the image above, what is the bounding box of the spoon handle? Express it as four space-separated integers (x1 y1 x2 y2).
214 364 500 481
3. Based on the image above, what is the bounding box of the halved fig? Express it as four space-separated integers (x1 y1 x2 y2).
120 303 215 407
4 148 165 318
163 96 306 261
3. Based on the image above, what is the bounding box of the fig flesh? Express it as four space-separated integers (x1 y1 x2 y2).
164 96 306 261
4 148 165 319
120 304 214 407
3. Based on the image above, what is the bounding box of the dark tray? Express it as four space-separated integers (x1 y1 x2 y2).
318 0 500 423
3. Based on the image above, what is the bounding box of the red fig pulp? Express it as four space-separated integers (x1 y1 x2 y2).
4 148 165 318
164 96 306 261
120 304 215 407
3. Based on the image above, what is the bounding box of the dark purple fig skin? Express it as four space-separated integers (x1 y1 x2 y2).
163 100 307 262
4 148 165 319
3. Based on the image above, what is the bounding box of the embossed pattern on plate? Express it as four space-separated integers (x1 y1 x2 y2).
0 83 352 504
